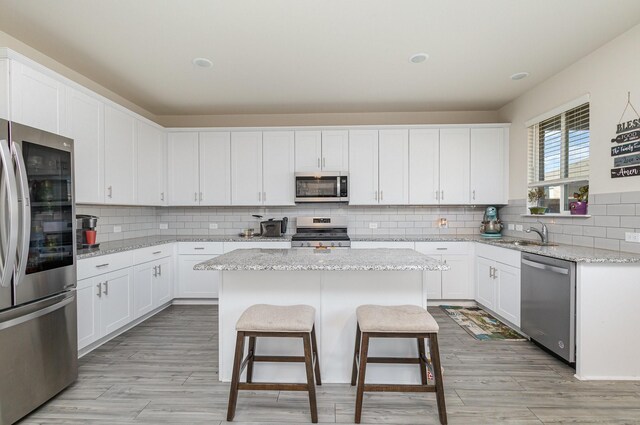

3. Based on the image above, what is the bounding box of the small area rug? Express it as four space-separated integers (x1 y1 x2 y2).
441 305 527 341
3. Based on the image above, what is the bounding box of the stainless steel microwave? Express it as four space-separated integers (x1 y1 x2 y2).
295 172 348 203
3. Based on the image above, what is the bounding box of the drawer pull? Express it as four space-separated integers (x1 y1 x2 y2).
436 248 448 250
152 251 162 255
95 263 109 268
194 247 205 250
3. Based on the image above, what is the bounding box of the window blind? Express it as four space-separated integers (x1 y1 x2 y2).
528 103 590 185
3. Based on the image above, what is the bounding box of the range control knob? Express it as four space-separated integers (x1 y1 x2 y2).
338 242 342 247
331 242 335 247
306 242 311 247
318 242 323 247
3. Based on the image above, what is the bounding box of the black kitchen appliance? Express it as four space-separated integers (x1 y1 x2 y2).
254 216 288 237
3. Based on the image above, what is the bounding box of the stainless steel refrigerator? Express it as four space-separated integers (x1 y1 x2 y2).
0 119 77 424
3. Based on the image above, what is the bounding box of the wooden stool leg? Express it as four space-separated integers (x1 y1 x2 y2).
246 336 256 383
350 323 362 386
417 337 428 385
302 333 319 423
226 331 246 422
429 333 447 425
310 325 322 385
354 332 370 424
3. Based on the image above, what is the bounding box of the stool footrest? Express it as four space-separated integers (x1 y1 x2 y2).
238 382 309 391
367 357 421 364
253 355 305 363
363 384 437 393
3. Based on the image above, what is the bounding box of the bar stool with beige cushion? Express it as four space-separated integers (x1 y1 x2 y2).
226 304 322 423
350 305 447 425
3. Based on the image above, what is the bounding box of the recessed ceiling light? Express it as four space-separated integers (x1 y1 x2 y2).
510 72 529 80
192 57 213 68
409 53 429 64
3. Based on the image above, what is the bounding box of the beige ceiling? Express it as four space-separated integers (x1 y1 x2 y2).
1 0 639 116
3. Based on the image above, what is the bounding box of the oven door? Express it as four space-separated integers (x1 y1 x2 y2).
295 173 346 202
10 122 76 306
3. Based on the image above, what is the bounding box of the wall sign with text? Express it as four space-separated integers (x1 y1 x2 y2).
611 93 640 178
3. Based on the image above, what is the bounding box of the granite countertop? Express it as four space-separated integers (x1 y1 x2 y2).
193 248 450 272
77 235 292 259
77 234 640 264
353 235 640 263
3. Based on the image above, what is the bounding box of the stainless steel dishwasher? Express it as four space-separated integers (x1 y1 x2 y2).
521 253 576 363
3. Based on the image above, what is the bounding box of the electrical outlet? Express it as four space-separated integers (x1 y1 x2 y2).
625 232 640 243
159 223 168 230
515 224 524 232
508 224 515 230
438 218 448 228
113 225 122 233
209 223 219 230
369 222 378 229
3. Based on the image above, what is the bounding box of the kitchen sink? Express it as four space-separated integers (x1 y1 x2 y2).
499 240 559 247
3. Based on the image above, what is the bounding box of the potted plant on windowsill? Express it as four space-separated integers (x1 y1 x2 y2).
528 187 547 215
570 185 589 215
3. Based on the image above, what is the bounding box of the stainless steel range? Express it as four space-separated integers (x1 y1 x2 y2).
292 217 350 248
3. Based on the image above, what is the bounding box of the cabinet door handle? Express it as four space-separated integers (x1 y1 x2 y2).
435 190 439 201
374 191 378 201
103 281 109 296
472 190 476 200
161 192 165 202
152 251 161 255
322 157 326 168
158 264 162 276
263 192 266 202
194 192 198 202
489 266 494 278
107 186 113 199
258 191 261 202
317 158 320 168
441 190 444 201
153 266 158 278
95 263 109 268
494 268 498 279
380 190 383 201
96 283 102 298
199 192 203 202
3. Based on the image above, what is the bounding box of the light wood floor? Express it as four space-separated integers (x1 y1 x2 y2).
20 305 640 425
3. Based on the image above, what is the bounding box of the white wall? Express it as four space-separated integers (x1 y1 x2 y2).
499 23 640 199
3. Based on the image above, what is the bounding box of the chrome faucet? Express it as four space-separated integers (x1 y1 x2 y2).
526 221 549 244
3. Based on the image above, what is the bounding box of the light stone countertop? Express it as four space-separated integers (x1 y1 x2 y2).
77 235 291 259
193 248 449 271
76 234 640 264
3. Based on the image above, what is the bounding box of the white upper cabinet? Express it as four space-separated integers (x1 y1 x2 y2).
199 132 231 206
136 120 166 206
409 129 440 205
231 131 263 205
168 132 200 206
262 131 295 205
439 128 470 204
470 127 507 205
321 130 349 172
66 86 104 204
294 130 322 172
0 59 8 120
295 130 348 172
9 60 66 135
348 130 379 205
104 105 136 204
378 129 409 205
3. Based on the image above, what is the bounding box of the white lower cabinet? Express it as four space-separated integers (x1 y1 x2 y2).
176 242 224 298
415 242 474 301
77 267 134 350
475 245 521 327
133 256 173 318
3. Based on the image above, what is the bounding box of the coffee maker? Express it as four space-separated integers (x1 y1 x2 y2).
76 214 100 250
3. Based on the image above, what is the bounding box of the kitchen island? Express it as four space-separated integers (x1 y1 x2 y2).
195 248 447 383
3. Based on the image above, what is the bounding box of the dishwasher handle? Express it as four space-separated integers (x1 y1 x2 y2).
522 258 569 275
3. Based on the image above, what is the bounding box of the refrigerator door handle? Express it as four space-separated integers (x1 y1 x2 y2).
11 143 31 286
0 138 19 289
0 293 74 331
